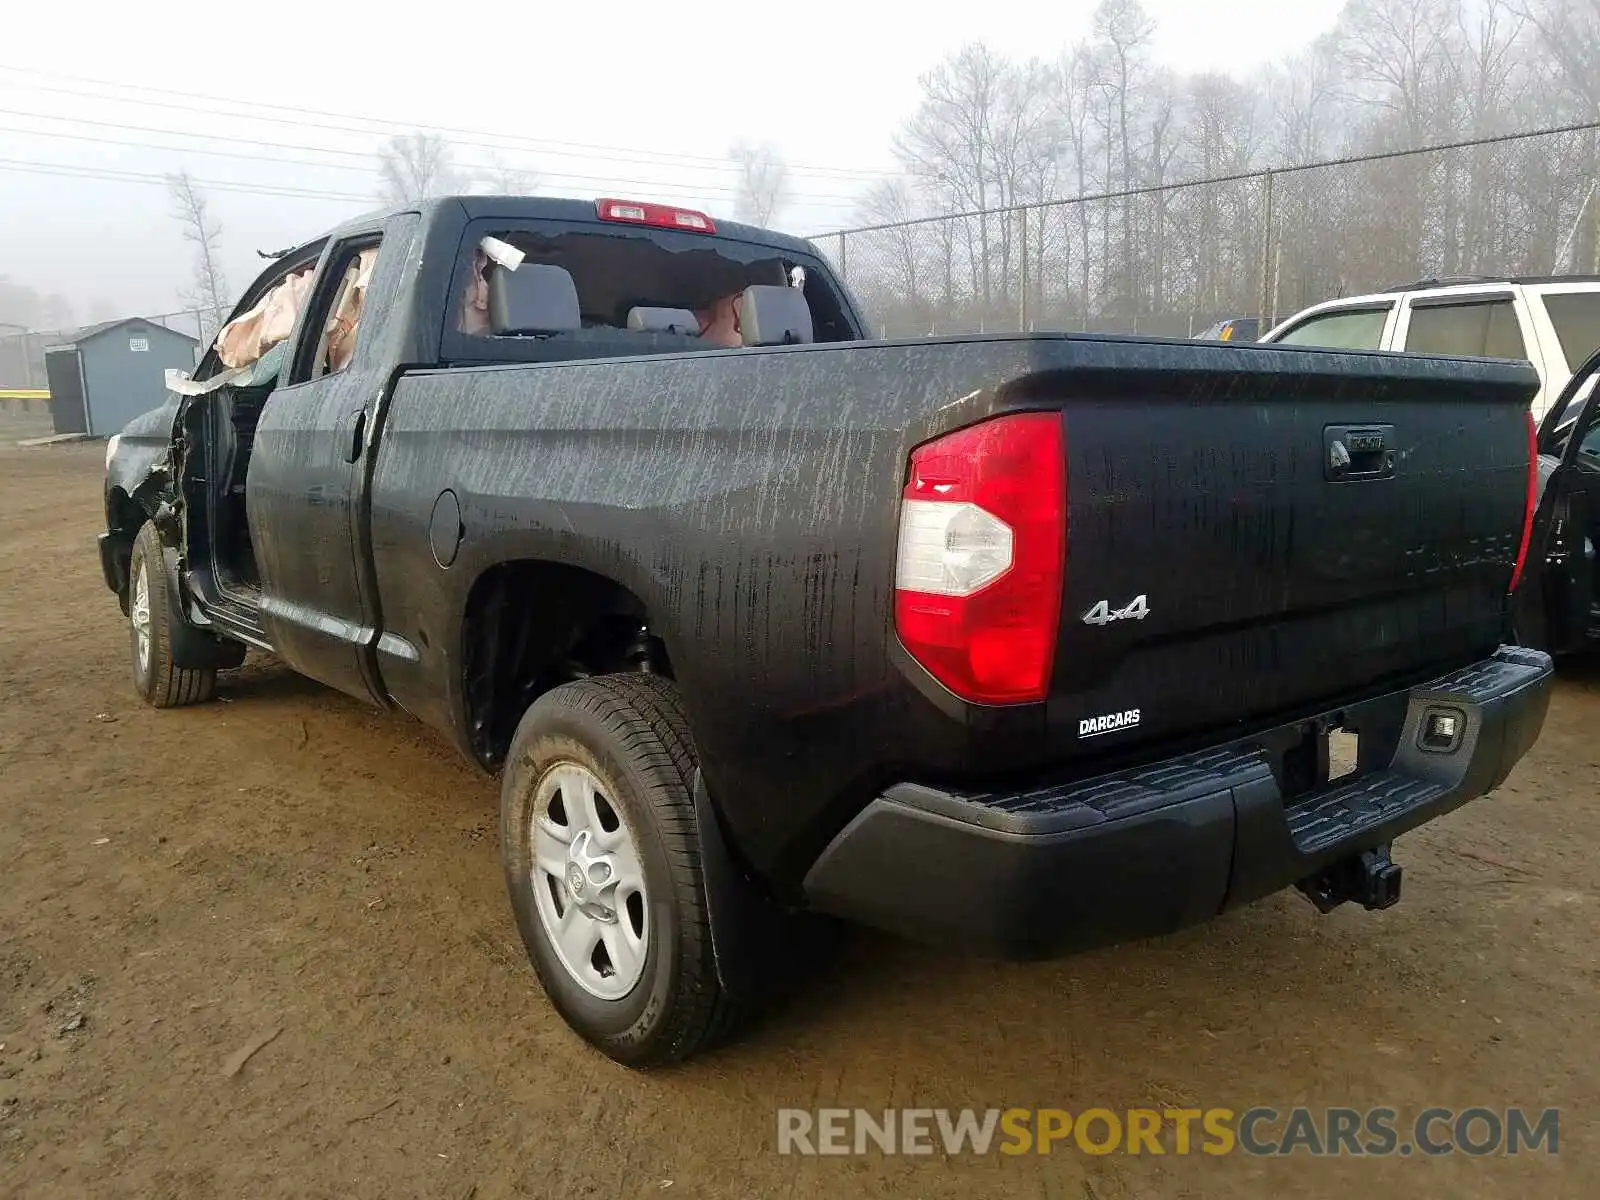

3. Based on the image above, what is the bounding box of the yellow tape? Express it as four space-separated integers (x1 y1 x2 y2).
0 390 49 400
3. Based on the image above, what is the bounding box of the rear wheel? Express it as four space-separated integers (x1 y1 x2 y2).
500 673 737 1067
128 522 216 708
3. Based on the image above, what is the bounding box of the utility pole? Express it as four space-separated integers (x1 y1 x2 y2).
1018 208 1030 333
1552 179 1599 273
1257 171 1276 326
1593 173 1600 274
1271 240 1283 333
1592 122 1600 274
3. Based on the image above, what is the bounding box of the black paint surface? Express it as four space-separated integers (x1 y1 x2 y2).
100 196 1545 899
366 333 1536 888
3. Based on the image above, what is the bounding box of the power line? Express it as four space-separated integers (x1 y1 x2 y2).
0 153 863 219
0 106 376 166
815 119 1600 237
0 109 865 206
0 63 899 182
0 157 373 203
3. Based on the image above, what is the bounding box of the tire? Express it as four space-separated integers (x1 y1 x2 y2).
128 522 216 708
500 673 737 1067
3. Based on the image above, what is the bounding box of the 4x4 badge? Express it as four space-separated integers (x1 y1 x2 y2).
1082 594 1150 626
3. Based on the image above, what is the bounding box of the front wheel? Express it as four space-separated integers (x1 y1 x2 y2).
128 522 216 708
500 673 737 1067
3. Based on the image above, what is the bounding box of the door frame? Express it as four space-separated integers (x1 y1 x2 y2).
247 221 393 703
1524 347 1600 652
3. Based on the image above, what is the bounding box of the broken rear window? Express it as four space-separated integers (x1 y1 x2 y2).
439 221 853 362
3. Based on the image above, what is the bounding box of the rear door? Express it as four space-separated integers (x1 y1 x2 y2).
1532 286 1600 405
1268 302 1397 351
246 216 414 702
1394 286 1550 411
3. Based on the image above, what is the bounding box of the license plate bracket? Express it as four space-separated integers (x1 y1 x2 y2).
1328 727 1360 781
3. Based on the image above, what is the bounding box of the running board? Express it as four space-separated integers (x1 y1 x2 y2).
185 568 272 649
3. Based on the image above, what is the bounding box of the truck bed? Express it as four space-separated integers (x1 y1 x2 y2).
365 332 1539 889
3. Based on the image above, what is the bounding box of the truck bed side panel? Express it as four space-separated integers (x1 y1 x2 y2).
365 336 1536 890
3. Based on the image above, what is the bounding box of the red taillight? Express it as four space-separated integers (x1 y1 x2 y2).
595 197 716 234
1510 408 1538 593
893 412 1066 705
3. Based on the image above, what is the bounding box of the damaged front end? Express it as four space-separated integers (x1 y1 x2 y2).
101 395 184 612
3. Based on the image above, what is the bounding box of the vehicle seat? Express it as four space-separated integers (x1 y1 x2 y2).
739 285 813 346
488 264 582 336
627 306 701 335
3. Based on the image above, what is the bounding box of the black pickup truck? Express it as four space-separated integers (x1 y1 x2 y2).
101 195 1568 1066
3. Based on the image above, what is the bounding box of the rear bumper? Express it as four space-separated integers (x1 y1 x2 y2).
802 646 1554 958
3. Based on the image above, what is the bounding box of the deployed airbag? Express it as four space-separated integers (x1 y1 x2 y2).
216 267 314 369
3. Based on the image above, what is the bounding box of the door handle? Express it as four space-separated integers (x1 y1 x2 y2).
342 408 367 463
1324 424 1396 480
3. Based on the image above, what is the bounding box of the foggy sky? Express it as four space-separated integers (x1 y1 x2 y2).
0 0 1344 324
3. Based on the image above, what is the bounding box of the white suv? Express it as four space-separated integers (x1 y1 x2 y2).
1259 277 1600 420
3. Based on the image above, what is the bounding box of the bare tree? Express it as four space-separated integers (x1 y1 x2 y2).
1051 46 1103 313
1175 73 1260 313
467 151 539 196
1516 0 1600 269
167 171 229 338
852 179 929 332
1261 39 1350 306
895 43 1009 309
730 141 789 227
1264 39 1342 164
1139 69 1183 312
1451 0 1530 269
1336 0 1459 141
855 0 1597 338
1090 0 1158 313
0 279 73 330
1515 0 1599 115
990 58 1057 312
377 132 459 205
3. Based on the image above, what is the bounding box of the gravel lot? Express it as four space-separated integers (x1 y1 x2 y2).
1 412 1595 1198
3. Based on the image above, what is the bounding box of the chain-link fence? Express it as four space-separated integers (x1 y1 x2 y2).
0 308 209 391
819 123 1600 341
6 128 1598 386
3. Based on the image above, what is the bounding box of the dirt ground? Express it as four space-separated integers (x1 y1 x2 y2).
1 408 1596 1200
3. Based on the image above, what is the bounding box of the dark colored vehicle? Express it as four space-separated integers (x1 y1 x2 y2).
101 196 1561 1066
1193 316 1259 343
1519 349 1600 652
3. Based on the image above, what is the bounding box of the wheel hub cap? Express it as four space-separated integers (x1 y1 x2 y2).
530 763 649 1001
131 560 152 672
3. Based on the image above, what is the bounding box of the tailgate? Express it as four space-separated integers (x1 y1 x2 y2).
1046 343 1537 750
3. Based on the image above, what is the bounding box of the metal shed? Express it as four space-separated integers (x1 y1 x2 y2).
43 318 199 437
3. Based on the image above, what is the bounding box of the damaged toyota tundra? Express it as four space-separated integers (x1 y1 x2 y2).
99 195 1566 1066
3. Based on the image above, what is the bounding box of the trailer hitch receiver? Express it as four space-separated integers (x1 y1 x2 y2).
1297 845 1403 914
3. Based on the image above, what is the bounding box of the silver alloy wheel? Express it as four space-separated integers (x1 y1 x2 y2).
530 762 650 1001
131 558 152 675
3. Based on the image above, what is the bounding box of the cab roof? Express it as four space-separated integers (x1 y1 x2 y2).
299 195 820 260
